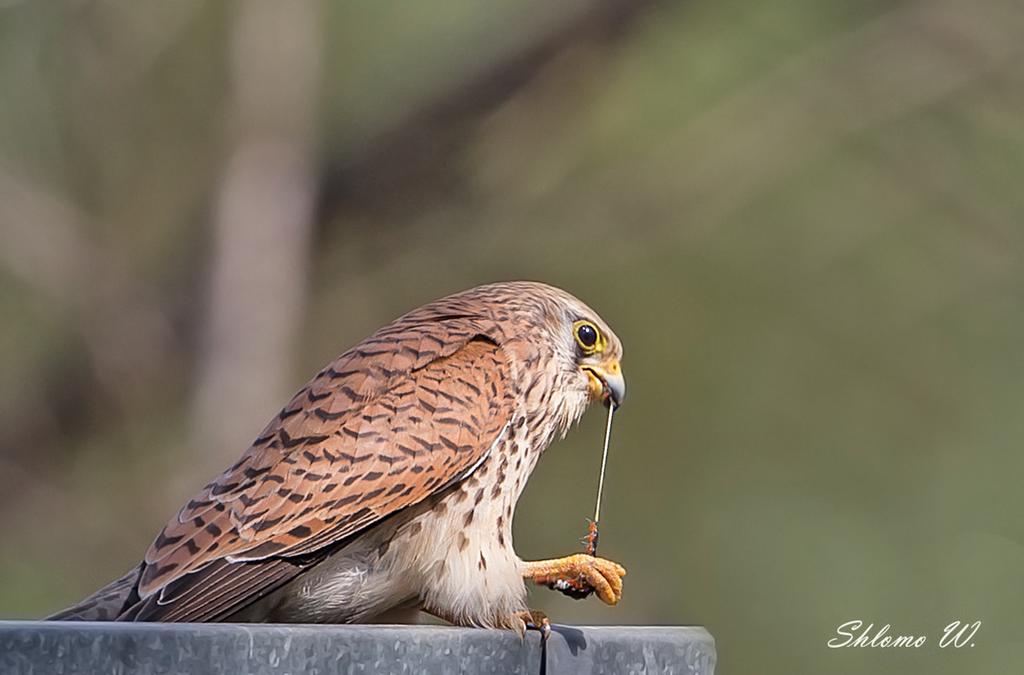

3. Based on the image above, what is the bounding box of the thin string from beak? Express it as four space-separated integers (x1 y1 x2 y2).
593 403 616 524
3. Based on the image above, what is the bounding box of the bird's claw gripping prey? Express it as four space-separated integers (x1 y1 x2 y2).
523 554 627 606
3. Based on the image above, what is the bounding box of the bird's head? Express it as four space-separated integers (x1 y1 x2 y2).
535 285 625 437
423 281 625 436
473 282 625 434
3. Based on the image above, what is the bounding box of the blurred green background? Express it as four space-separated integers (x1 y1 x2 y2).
1 0 1022 673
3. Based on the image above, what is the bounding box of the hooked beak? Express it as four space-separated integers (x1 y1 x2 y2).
582 358 626 408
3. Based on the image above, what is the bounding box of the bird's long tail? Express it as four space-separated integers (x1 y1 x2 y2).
46 565 141 621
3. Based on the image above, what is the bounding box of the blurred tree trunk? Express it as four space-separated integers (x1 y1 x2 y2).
188 0 322 480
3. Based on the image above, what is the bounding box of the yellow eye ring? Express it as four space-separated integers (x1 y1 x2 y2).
573 320 603 353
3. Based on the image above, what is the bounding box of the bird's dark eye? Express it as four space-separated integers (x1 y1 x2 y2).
573 321 600 352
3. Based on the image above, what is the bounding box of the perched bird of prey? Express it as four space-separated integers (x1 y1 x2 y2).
51 281 627 632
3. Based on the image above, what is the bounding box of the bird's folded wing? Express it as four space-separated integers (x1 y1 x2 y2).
128 318 513 621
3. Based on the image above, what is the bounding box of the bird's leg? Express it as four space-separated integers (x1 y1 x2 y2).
522 554 626 605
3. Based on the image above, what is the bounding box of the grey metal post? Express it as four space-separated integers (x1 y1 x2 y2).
0 622 715 674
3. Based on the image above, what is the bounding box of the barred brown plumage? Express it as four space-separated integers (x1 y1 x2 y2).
50 281 627 631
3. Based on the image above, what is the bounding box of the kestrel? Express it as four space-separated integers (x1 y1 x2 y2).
51 281 627 632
